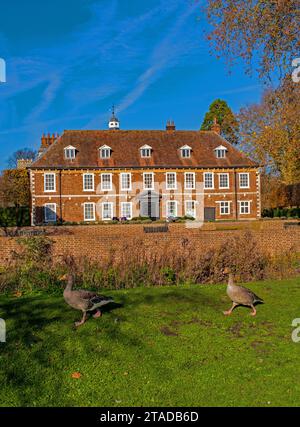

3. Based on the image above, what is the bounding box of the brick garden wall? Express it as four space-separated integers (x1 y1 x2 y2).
0 220 299 266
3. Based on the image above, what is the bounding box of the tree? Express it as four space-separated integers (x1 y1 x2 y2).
238 76 300 184
0 169 31 207
201 99 239 144
8 148 36 169
205 0 300 80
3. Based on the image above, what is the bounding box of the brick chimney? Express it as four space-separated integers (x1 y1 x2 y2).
17 158 33 169
211 117 221 134
38 133 59 156
166 120 176 131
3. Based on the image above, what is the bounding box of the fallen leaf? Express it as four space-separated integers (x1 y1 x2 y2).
13 291 22 298
71 372 82 379
123 372 129 376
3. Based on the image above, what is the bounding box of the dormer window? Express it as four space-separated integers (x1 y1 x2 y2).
140 145 152 158
180 145 192 158
214 145 227 159
64 146 76 160
99 145 111 159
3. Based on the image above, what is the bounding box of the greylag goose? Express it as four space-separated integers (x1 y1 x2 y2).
223 267 263 316
61 273 114 327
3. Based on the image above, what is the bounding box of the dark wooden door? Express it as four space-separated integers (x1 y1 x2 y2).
204 207 216 221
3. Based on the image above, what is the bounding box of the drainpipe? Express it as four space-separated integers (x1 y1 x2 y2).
234 170 238 220
59 170 63 224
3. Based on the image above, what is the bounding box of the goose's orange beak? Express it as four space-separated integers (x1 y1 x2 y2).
223 267 231 274
59 273 68 281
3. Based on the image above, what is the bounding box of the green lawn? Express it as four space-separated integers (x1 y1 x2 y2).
0 278 300 407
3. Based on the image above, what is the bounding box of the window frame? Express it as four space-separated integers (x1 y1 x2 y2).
184 172 196 190
203 172 214 190
239 172 250 189
218 173 229 189
239 200 251 215
166 172 177 190
44 203 57 222
101 173 113 191
44 173 56 192
166 200 178 218
120 172 132 191
219 201 231 215
64 146 76 160
99 145 111 159
143 172 154 190
185 200 196 218
102 202 114 220
120 202 133 219
83 173 95 192
84 202 96 221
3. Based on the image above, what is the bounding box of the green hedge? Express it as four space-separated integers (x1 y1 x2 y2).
262 207 300 218
0 207 31 227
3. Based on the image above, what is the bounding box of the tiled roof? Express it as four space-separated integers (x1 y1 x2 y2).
30 130 257 169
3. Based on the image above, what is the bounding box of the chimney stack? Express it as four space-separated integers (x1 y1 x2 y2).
38 133 60 156
211 117 221 134
166 120 176 131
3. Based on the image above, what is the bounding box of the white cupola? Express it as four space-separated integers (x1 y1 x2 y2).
108 105 120 130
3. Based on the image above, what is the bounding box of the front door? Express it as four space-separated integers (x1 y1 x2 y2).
139 191 160 219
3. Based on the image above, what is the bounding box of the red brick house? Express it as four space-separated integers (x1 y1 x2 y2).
28 114 260 225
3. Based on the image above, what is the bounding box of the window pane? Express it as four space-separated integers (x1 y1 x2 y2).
181 149 191 158
144 173 153 189
121 203 132 219
185 173 195 189
220 201 230 214
84 203 95 220
219 174 229 188
102 203 113 219
166 201 177 217
101 148 110 158
84 174 94 190
101 174 112 190
239 174 249 188
141 148 151 157
121 173 131 190
44 174 55 191
185 201 195 218
166 173 176 189
204 173 213 189
44 204 56 222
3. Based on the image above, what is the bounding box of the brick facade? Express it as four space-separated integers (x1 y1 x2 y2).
0 221 299 266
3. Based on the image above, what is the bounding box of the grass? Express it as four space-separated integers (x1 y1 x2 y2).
0 278 300 407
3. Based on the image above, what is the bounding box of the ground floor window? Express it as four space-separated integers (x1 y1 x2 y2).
220 201 230 215
84 203 95 221
239 201 250 214
102 202 113 220
121 202 132 219
44 203 56 222
166 200 177 217
185 200 196 218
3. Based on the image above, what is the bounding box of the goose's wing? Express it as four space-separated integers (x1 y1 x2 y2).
76 289 97 300
239 286 264 304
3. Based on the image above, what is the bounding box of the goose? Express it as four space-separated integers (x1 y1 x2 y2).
223 267 263 316
61 273 114 327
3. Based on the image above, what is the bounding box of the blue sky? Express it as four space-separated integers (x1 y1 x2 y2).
0 0 265 170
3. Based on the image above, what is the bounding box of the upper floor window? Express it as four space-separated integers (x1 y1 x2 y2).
143 172 154 190
184 172 195 190
214 145 227 159
120 173 131 191
83 173 94 191
64 145 76 160
99 145 111 159
180 145 192 158
101 174 112 191
219 173 229 189
140 145 152 158
44 173 56 192
166 172 177 190
239 173 249 188
204 172 214 189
